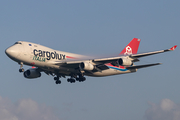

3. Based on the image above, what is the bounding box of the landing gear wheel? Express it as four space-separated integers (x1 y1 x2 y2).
19 68 24 73
54 77 58 81
76 77 79 81
19 62 24 73
67 78 76 83
79 77 86 82
55 80 61 84
54 75 61 84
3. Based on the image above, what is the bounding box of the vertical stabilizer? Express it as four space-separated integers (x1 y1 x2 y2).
119 38 141 55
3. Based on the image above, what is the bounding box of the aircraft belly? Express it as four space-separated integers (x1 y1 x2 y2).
43 65 78 75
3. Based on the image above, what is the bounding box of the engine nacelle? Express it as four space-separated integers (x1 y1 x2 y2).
80 62 94 71
23 68 41 79
118 58 133 66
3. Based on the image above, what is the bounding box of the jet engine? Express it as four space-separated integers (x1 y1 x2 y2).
80 62 94 71
118 58 133 66
23 68 41 79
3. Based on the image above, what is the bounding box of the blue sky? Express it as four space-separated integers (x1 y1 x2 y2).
0 0 180 120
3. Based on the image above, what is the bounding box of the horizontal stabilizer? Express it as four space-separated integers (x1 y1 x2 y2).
127 63 162 69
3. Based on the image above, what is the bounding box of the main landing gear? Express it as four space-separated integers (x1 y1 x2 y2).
67 74 86 83
54 76 61 84
19 62 24 72
67 77 76 83
76 74 86 82
54 74 86 84
53 69 87 85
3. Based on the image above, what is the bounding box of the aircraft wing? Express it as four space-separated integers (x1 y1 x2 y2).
129 45 177 59
93 45 177 63
53 45 177 70
87 45 177 65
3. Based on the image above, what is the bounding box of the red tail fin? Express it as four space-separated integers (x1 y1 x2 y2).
119 38 141 55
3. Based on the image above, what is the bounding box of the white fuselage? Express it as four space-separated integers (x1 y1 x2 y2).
5 41 137 77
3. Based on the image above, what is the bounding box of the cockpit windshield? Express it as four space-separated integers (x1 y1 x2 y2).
14 42 22 45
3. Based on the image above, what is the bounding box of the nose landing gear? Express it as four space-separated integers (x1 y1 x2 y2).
19 62 24 72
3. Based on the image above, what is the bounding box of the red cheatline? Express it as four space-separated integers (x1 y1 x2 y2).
66 56 76 59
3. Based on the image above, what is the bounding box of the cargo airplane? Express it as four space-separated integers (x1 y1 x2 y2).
5 38 177 84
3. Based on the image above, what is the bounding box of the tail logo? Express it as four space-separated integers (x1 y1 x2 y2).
169 45 177 51
124 46 132 55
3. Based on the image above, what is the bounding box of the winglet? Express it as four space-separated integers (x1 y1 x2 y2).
169 45 177 51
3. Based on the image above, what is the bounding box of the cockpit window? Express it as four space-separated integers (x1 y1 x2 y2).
14 42 22 45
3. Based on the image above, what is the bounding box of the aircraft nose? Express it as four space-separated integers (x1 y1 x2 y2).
5 46 19 59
